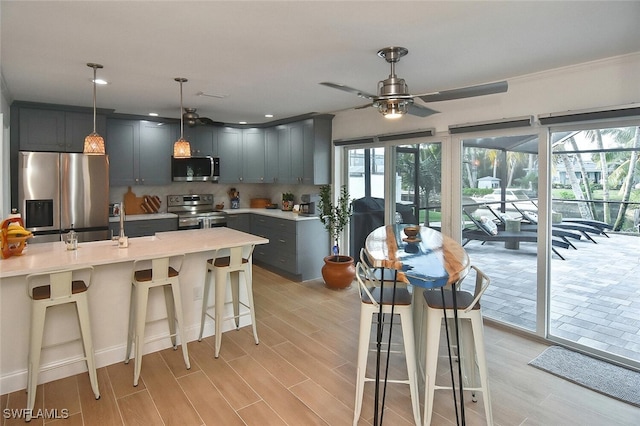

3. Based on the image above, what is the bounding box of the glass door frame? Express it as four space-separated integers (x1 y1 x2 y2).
451 127 552 339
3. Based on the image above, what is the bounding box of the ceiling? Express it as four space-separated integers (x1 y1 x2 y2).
3 1 640 125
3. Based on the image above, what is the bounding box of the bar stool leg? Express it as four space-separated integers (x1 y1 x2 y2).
133 285 149 387
214 267 227 358
125 284 136 363
400 310 421 426
353 305 374 425
163 285 177 348
244 266 259 345
423 307 442 426
229 271 239 329
169 280 190 369
471 315 493 425
76 296 100 399
199 268 213 341
26 303 47 421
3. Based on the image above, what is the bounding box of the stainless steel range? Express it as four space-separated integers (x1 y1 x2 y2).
167 194 227 229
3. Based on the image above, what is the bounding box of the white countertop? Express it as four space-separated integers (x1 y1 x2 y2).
108 213 178 223
0 227 268 278
108 209 319 222
222 208 320 221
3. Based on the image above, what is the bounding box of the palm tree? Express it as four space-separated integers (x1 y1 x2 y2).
555 145 593 219
612 126 640 230
585 129 612 222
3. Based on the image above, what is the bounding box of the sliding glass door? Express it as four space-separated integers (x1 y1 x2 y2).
549 124 640 365
345 141 442 258
461 133 540 332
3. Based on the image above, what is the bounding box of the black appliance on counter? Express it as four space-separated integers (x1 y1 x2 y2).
167 194 227 229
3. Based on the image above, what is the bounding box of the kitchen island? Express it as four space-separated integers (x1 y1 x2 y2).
0 228 267 394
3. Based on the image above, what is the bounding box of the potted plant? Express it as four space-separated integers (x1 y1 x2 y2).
282 192 294 211
318 184 355 289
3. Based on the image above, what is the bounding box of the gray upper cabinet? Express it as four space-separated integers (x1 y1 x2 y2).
218 127 243 183
276 116 332 185
218 127 266 183
17 107 106 153
302 116 332 185
139 121 175 185
107 119 175 186
242 128 265 183
183 125 218 157
264 127 279 183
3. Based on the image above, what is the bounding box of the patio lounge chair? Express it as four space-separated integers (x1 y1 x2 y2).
462 210 570 260
510 203 604 243
484 205 582 249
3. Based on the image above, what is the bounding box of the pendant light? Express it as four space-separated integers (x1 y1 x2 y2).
173 77 191 158
83 63 106 155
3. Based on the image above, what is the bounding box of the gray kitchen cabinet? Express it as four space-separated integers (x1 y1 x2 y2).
301 116 332 185
109 217 178 238
218 127 242 183
139 121 175 185
272 116 332 185
17 107 106 152
184 125 218 157
251 214 328 281
288 121 306 184
242 128 266 183
107 119 175 186
226 212 250 233
264 127 279 183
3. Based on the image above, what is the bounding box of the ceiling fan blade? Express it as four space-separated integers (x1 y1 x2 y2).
198 117 225 127
419 81 508 103
354 103 373 110
320 82 376 100
407 103 439 117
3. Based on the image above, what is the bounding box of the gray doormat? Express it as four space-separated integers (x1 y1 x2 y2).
529 346 640 407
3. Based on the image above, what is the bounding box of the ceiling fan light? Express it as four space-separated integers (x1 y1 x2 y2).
173 138 191 158
84 132 105 154
379 99 408 119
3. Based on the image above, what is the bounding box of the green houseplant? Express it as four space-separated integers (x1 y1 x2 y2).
318 184 355 289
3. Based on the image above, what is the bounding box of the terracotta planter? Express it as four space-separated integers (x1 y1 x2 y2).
321 255 355 289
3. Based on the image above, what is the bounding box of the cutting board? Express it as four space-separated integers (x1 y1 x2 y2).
123 187 144 215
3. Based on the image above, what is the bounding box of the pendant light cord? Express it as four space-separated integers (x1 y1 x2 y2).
92 66 97 132
179 80 184 139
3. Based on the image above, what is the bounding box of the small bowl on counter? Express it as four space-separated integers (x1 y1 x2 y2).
403 225 420 239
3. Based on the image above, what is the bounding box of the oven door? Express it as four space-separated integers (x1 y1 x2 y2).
177 216 202 230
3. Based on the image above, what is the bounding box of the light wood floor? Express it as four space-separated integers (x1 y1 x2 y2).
2 266 639 425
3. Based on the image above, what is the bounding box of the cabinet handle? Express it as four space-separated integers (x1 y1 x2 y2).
278 239 286 243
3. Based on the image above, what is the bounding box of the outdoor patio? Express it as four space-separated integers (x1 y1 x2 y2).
461 229 640 365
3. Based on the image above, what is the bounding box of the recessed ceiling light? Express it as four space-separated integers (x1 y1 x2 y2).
93 79 108 85
239 121 247 125
264 114 273 118
148 113 158 117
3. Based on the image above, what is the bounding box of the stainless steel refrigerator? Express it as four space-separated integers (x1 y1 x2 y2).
18 152 110 243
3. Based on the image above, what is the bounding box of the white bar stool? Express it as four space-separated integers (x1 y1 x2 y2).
125 256 190 386
353 260 421 426
26 266 100 422
422 265 493 426
198 244 258 358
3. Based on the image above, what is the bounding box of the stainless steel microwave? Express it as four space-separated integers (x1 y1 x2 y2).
171 156 220 182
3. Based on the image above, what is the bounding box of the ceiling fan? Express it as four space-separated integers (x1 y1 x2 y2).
182 108 224 127
320 46 508 119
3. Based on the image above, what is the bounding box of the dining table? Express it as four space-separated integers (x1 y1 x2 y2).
365 224 471 426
